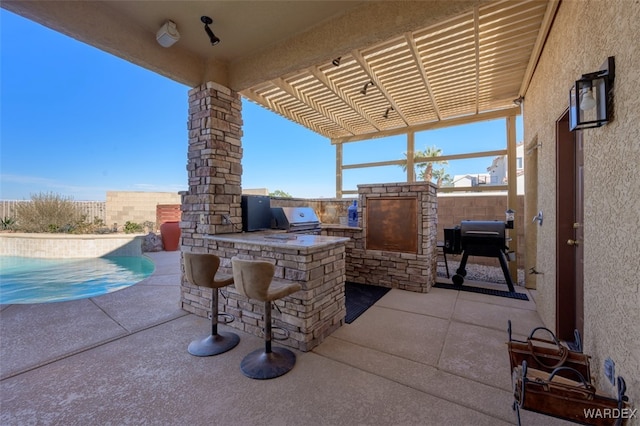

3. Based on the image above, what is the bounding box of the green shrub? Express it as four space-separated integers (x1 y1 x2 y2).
124 221 143 234
1 217 16 230
14 192 82 233
72 215 111 234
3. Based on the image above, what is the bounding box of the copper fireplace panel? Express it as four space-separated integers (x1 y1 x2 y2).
366 197 418 253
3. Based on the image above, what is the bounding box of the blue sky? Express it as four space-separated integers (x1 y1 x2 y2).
1 10 522 201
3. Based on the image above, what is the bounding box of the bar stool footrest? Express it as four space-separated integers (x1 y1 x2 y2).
217 312 235 324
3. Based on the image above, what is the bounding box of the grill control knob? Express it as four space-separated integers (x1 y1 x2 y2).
567 239 580 246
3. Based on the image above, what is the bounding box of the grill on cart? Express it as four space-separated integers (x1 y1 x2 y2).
444 220 515 292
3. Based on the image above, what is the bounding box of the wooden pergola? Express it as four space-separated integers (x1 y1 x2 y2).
240 1 557 201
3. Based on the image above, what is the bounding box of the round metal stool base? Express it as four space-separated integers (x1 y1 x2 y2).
188 332 240 357
240 347 296 380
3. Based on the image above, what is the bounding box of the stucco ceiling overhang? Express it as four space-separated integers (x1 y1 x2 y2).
2 0 558 141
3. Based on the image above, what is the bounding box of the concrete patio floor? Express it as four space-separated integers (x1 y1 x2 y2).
0 251 573 425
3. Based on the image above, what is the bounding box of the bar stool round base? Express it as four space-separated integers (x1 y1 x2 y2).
240 347 296 379
188 332 240 357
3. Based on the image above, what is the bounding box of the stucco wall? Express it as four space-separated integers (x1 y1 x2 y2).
524 0 639 403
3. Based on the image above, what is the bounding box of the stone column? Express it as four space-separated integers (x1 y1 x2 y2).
181 82 243 251
180 82 243 315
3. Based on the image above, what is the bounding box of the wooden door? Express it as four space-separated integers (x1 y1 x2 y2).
556 109 585 342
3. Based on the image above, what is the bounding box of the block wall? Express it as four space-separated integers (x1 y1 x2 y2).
106 191 181 231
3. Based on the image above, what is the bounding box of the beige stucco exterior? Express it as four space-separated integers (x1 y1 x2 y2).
524 0 639 399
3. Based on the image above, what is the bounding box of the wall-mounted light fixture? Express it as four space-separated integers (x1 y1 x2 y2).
201 16 220 46
332 57 341 67
156 20 180 48
360 81 374 95
383 107 394 119
569 56 615 131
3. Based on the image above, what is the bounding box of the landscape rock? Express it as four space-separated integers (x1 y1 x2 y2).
142 232 164 252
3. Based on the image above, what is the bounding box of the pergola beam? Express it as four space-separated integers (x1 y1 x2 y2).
333 106 520 144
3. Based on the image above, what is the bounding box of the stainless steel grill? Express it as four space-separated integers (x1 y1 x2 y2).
271 207 321 234
444 220 515 292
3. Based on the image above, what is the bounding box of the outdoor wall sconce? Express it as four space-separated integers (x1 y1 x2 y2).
201 16 220 46
332 57 341 67
383 107 394 119
505 208 515 229
569 56 615 131
156 20 180 48
360 81 374 95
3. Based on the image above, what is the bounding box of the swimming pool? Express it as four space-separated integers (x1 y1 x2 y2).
0 256 155 304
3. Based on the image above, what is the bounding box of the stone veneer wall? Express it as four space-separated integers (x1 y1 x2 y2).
202 240 346 352
180 81 243 246
326 181 437 293
179 82 244 317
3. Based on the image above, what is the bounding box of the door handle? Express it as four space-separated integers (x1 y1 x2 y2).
567 239 580 246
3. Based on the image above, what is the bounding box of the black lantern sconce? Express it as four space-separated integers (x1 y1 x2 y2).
569 56 615 131
505 208 515 229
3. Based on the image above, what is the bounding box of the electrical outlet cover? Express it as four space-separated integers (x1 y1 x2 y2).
604 357 615 385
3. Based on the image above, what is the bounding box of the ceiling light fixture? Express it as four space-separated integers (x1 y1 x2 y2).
360 81 374 95
332 57 341 67
201 16 220 46
156 20 180 48
383 107 394 119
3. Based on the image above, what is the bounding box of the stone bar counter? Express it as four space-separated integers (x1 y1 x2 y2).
186 232 350 352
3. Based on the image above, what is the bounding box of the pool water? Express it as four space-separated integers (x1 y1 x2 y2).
0 256 155 304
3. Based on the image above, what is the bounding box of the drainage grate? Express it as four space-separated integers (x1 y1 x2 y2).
434 282 529 301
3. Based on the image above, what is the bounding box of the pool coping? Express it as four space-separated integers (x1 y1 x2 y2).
0 233 145 258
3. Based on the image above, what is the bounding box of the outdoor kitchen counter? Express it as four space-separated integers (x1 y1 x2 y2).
197 231 350 352
204 231 350 251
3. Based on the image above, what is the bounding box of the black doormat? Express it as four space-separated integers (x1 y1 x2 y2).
345 282 391 324
434 282 529 301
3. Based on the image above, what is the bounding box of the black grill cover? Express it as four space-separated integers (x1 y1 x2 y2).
460 220 505 248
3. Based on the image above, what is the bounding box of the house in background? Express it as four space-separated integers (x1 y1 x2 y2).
451 142 524 194
486 142 524 194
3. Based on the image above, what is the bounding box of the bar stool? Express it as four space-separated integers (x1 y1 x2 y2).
231 257 302 379
184 252 240 356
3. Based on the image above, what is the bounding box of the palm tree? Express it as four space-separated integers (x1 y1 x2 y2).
400 145 448 183
431 168 452 187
